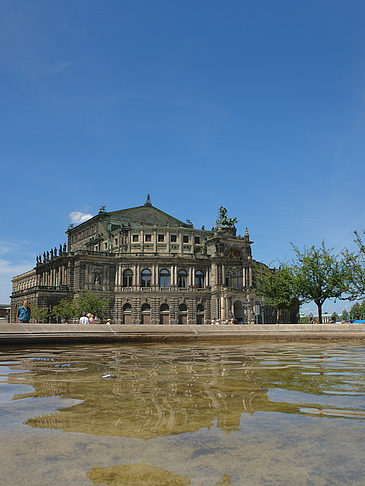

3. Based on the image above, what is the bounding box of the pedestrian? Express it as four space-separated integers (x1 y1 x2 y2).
16 299 31 323
106 318 112 325
79 312 89 325
87 313 94 324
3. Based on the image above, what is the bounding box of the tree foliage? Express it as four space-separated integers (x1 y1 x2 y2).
344 230 365 299
52 292 111 322
52 299 76 321
73 292 110 319
256 264 301 323
291 242 350 323
31 305 49 323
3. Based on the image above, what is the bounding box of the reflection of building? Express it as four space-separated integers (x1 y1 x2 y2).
10 348 300 439
11 197 297 323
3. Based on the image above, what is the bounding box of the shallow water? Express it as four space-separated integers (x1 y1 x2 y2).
0 342 364 485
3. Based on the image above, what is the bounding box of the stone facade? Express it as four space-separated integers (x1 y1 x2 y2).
11 198 298 324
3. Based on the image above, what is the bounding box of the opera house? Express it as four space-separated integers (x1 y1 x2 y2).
11 196 297 324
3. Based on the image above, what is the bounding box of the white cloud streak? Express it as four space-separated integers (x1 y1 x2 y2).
69 211 93 225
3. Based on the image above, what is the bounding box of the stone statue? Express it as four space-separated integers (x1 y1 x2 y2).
216 206 238 228
59 244 63 255
43 252 46 262
46 251 50 261
54 247 57 257
94 272 101 285
144 194 152 206
36 255 39 264
50 249 54 259
63 243 67 253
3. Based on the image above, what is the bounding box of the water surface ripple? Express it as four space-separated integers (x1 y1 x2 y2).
0 342 364 485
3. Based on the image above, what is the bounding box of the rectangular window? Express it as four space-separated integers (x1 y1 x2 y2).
145 234 152 242
195 236 200 244
132 235 139 242
158 234 165 242
183 235 189 243
115 238 118 246
170 235 177 242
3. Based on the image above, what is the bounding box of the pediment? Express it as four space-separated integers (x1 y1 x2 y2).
108 205 188 228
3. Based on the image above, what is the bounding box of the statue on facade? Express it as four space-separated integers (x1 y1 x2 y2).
216 206 238 228
54 247 57 257
36 255 39 264
94 272 101 285
43 252 47 262
46 251 50 261
50 249 54 259
63 243 67 253
59 244 63 255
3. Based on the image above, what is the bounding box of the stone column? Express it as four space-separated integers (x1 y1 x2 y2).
249 267 253 287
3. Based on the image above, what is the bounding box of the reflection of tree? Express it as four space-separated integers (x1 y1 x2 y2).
87 463 190 486
6 347 310 439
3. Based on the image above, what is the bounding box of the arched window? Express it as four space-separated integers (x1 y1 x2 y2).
141 269 151 288
159 269 170 288
178 270 187 288
141 303 150 325
122 303 132 325
123 269 133 287
179 303 188 324
196 304 204 325
195 270 204 288
159 303 169 324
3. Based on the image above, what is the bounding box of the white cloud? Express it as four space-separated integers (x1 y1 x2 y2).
69 211 93 225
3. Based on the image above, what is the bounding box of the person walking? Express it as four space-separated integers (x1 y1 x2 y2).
16 300 31 323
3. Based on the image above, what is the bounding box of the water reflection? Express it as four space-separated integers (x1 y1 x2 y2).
87 463 191 486
3 343 365 440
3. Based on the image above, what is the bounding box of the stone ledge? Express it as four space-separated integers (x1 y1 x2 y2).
0 323 364 345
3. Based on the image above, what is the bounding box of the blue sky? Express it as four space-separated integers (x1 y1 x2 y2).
1 0 364 315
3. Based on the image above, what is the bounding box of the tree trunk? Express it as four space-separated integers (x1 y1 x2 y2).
316 302 323 323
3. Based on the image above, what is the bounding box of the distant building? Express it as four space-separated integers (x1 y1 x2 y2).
0 304 10 321
11 197 298 324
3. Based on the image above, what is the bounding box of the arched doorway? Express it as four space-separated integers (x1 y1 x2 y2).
141 303 151 324
159 303 169 324
234 300 243 322
178 303 187 325
196 304 204 324
122 303 132 324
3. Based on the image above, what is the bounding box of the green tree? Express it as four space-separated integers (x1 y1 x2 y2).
341 309 349 321
347 230 365 298
52 299 76 322
256 264 301 324
330 312 339 322
31 305 49 323
291 242 350 324
73 292 110 320
350 302 362 320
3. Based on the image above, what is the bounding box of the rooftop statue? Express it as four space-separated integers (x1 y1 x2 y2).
216 206 238 228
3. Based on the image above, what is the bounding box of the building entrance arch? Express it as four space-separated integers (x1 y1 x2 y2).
234 300 243 321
